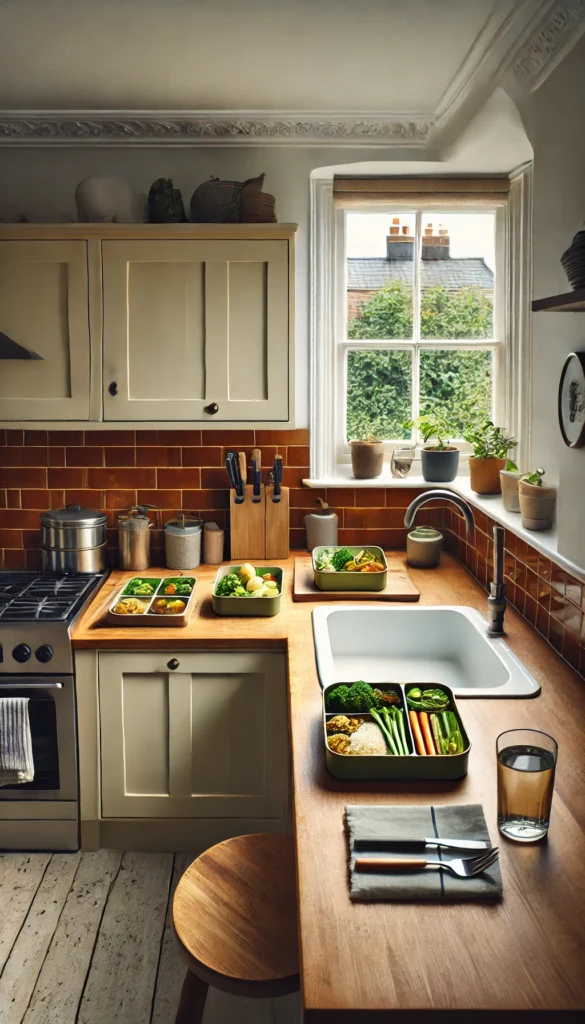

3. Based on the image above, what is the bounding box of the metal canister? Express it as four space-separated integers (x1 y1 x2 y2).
304 511 338 551
118 506 155 571
164 514 203 570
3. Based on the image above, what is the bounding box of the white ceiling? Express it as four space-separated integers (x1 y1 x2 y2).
0 0 500 112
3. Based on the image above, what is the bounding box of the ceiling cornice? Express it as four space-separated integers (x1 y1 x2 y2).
0 111 433 148
512 0 585 91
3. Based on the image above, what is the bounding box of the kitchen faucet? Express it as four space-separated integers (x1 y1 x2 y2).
404 489 506 637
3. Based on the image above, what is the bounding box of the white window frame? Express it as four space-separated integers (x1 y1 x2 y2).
310 168 532 482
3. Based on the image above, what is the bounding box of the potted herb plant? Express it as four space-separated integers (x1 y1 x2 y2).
519 468 556 530
463 420 517 495
349 425 384 479
404 414 459 483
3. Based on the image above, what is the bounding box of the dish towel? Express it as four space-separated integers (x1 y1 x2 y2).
345 803 502 902
0 698 34 786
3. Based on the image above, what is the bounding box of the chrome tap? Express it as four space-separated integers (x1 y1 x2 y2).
404 489 507 637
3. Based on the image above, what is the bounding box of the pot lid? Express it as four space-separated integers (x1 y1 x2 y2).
164 514 203 535
40 503 107 527
408 526 442 540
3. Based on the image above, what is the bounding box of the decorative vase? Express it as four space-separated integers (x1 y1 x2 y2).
469 457 506 494
561 229 585 290
75 177 136 223
420 446 459 483
350 440 384 479
519 481 557 531
499 470 523 512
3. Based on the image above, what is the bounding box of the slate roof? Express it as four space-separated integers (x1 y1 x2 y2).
347 257 493 291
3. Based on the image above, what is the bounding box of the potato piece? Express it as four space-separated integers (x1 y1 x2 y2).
246 575 265 593
239 563 256 583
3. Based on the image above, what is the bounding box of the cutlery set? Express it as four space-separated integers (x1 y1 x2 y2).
226 449 289 560
354 836 499 878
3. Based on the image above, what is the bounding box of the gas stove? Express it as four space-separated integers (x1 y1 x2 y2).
0 570 106 674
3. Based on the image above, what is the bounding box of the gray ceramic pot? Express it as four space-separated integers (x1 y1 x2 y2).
420 447 459 483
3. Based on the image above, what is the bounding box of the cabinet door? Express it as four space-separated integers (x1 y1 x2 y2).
98 651 288 818
0 241 91 419
102 239 290 422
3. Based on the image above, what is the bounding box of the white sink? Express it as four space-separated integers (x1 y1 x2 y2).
312 605 540 698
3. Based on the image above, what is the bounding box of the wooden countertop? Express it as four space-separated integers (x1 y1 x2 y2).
72 554 585 1019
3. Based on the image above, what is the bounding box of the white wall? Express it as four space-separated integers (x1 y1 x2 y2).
530 34 585 568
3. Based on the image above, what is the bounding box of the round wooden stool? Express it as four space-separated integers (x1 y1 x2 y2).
172 833 300 1023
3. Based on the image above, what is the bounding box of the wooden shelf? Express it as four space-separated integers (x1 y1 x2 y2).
532 288 585 312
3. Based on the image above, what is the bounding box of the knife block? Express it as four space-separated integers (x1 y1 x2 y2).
229 485 266 560
265 485 289 558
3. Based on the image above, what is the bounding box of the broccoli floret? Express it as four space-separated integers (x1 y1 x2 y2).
325 684 351 712
345 680 377 712
331 547 353 571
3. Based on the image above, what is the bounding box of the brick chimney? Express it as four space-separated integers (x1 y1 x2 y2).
386 217 414 260
422 221 450 259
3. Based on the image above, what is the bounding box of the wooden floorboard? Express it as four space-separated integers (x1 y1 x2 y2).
151 852 193 1024
23 850 122 1024
0 854 51 974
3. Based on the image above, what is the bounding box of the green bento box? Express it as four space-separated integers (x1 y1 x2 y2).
212 565 284 617
312 546 388 592
323 682 470 781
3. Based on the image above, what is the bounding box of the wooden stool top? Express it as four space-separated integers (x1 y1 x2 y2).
173 833 299 990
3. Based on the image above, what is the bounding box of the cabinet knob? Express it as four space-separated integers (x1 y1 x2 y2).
204 402 219 415
167 658 180 670
108 381 118 396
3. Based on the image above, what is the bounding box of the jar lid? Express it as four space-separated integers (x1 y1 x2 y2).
164 514 203 536
408 526 442 540
40 504 107 527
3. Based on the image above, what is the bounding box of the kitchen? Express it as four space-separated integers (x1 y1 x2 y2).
1 2 585 1022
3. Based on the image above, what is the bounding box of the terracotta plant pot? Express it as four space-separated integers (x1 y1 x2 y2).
519 481 557 531
469 457 506 494
499 470 523 512
350 440 384 479
420 446 459 483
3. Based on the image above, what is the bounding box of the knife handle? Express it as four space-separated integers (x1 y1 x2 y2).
238 451 248 486
353 838 427 852
355 857 428 872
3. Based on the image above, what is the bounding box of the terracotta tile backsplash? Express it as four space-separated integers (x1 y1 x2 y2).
1 426 583 679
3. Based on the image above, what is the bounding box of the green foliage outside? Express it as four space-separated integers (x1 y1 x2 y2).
346 280 494 440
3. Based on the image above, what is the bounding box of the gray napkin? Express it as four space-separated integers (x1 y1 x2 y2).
345 803 502 902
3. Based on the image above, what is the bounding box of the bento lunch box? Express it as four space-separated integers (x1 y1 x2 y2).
312 546 388 592
212 565 284 617
107 576 197 626
323 682 470 781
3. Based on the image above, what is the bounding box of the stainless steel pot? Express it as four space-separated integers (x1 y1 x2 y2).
40 504 108 573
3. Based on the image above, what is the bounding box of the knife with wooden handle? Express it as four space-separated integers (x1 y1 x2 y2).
238 451 248 495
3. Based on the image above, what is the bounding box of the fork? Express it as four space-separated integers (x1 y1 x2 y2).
355 847 499 878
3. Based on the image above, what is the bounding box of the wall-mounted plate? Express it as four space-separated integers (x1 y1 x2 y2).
558 351 585 448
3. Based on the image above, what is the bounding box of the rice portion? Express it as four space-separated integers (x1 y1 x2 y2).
348 721 387 756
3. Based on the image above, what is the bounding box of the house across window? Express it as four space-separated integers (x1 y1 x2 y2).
340 209 502 451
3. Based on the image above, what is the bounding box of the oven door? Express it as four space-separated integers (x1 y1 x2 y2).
0 677 77 801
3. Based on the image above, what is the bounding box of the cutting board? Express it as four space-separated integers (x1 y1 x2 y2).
293 555 420 602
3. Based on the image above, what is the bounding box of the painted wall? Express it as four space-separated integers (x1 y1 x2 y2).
530 34 585 567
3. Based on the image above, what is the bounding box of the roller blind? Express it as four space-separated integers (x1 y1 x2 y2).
333 176 510 206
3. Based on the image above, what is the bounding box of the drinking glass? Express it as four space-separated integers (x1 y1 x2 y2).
496 729 557 842
391 445 416 478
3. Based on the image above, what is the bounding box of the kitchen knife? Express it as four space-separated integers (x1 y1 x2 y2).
238 451 248 496
226 451 244 504
352 837 491 852
251 448 262 503
272 454 283 503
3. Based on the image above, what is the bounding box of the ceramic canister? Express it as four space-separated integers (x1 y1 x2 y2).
406 526 443 568
304 512 338 551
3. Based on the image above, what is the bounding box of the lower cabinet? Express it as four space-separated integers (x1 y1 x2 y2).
98 650 288 819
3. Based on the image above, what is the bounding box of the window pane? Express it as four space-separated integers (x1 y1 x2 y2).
419 349 493 435
419 213 495 339
346 212 414 340
346 349 412 441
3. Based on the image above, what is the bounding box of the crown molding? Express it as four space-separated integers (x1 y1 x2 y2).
0 110 433 148
512 0 585 91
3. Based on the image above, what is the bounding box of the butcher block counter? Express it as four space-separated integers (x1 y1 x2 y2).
72 554 585 1021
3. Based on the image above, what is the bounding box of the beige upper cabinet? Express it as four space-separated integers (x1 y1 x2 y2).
102 237 291 422
0 240 91 420
98 650 288 819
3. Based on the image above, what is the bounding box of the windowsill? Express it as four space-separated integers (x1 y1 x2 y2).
302 470 585 584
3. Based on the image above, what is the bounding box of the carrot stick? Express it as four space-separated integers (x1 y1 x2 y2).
409 710 426 756
419 712 436 755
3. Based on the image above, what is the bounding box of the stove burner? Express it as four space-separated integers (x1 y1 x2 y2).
0 571 104 622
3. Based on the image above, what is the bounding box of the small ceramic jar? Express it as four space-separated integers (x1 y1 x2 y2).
406 526 443 568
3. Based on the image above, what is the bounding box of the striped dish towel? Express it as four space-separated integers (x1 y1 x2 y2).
0 698 34 786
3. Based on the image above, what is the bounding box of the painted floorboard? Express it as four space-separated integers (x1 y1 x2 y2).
23 850 122 1024
0 854 51 974
151 852 193 1024
77 852 173 1024
0 853 81 1024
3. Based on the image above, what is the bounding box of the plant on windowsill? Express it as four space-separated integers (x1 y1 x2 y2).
518 468 557 531
348 425 384 479
463 420 518 495
404 414 459 483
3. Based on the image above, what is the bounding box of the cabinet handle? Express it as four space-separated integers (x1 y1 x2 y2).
167 658 180 670
204 402 219 415
108 381 118 396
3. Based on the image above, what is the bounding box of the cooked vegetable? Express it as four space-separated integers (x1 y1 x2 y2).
326 680 378 714
406 687 450 712
327 733 351 754
113 598 149 615
163 579 193 595
324 684 351 713
246 575 265 593
331 547 354 571
372 687 401 707
433 711 465 755
419 712 436 755
430 713 445 755
151 598 186 614
239 563 256 583
409 710 426 756
214 566 280 598
124 579 156 595
326 715 361 735
315 547 386 573
370 708 398 755
215 573 248 597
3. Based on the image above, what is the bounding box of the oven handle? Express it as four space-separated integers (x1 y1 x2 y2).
0 682 63 689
